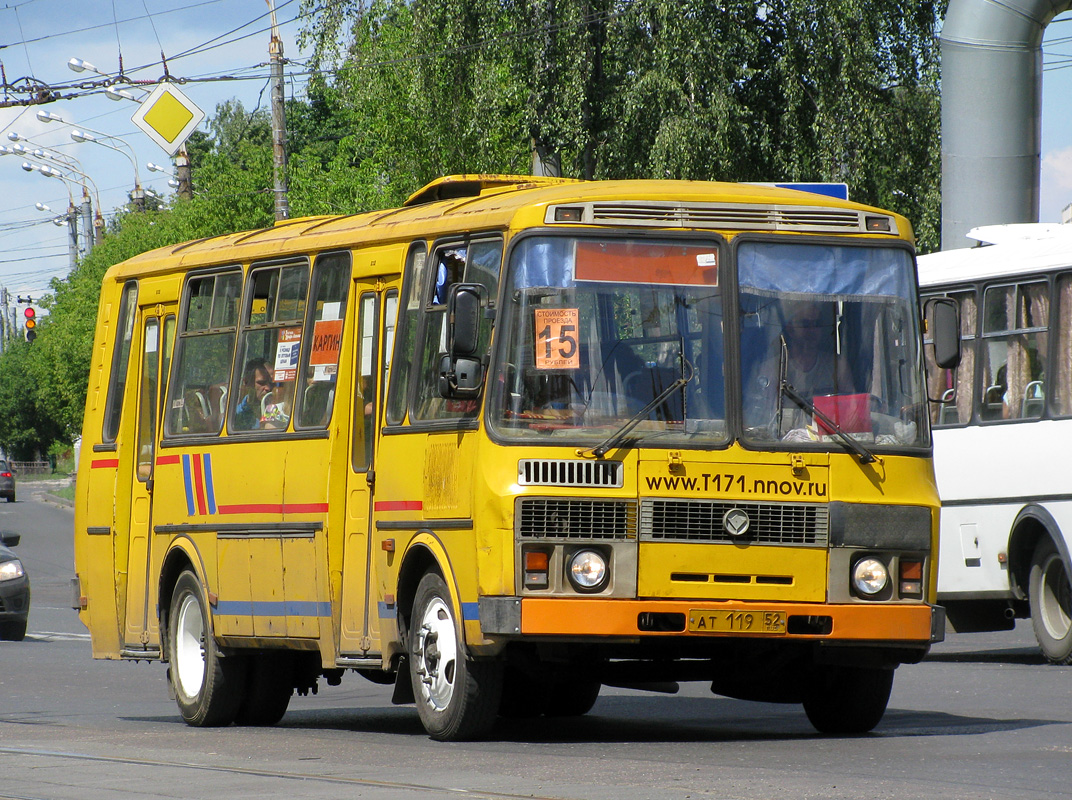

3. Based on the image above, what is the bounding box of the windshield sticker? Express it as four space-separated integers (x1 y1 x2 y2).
574 241 718 286
534 307 580 369
274 327 301 381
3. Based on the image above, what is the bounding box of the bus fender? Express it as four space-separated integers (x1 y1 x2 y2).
394 531 463 641
1007 505 1069 600
157 535 211 654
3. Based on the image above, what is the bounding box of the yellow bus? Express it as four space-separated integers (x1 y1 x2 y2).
73 175 959 740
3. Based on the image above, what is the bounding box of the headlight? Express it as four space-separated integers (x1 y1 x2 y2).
0 559 25 581
852 557 889 596
567 549 608 592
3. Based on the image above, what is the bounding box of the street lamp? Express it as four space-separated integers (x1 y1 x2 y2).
39 110 145 211
18 157 103 250
68 57 148 103
147 161 181 189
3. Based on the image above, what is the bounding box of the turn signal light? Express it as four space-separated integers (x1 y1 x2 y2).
899 559 923 597
524 550 550 589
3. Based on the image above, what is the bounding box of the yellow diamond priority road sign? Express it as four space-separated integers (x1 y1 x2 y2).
131 83 205 156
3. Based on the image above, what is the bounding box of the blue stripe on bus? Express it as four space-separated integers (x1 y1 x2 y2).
202 453 217 514
214 600 333 617
181 454 195 516
374 603 478 620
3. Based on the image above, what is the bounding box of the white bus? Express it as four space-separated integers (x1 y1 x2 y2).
918 223 1072 662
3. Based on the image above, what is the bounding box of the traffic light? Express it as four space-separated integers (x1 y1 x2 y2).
24 306 36 343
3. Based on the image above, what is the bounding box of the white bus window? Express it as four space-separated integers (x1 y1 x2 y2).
980 281 1047 420
926 290 975 426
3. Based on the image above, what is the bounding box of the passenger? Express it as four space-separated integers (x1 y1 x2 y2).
233 358 274 431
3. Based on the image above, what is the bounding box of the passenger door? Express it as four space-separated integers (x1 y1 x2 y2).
123 308 175 652
339 277 398 656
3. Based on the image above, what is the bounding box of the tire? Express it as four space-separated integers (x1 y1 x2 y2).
498 665 550 718
167 570 247 726
5 494 13 503
545 677 600 717
0 618 27 641
802 665 894 735
408 572 502 741
234 653 294 726
1029 538 1072 664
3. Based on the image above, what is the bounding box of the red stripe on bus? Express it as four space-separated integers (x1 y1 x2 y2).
374 500 423 511
215 503 329 515
191 455 208 516
282 503 330 514
156 455 181 465
91 459 119 469
217 504 285 515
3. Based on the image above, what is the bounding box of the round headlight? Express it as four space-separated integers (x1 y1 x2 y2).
567 550 608 592
852 558 889 596
0 559 25 582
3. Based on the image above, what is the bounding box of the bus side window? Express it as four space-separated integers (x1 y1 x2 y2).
296 252 350 429
102 282 139 444
980 281 1047 420
925 289 975 426
165 271 241 437
1055 274 1072 416
412 238 502 422
230 260 309 433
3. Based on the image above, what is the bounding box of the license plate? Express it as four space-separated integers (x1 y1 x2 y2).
688 609 787 635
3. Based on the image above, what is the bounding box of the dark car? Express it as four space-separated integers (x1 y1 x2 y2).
0 532 29 641
0 460 13 502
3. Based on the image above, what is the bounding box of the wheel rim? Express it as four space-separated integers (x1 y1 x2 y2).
413 596 458 711
175 592 207 698
1039 552 1072 642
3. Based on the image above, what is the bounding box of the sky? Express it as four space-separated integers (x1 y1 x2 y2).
1 3 1071 305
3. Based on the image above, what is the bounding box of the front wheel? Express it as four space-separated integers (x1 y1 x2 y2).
0 618 26 641
1029 538 1072 664
802 665 894 735
167 570 246 726
408 572 502 741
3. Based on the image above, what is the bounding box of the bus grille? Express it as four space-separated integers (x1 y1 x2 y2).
640 498 828 546
585 202 872 234
518 459 624 488
516 498 636 539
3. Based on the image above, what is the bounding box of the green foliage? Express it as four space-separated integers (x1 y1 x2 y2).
3 2 946 457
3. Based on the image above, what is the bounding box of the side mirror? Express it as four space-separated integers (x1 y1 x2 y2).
0 532 21 547
925 297 961 370
438 283 488 399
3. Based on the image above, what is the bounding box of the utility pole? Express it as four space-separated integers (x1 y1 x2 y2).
66 201 79 270
267 0 289 221
175 146 193 201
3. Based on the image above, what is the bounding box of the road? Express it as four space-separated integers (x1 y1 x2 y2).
1 482 1070 800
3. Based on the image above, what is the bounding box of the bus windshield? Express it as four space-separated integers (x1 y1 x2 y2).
739 240 928 449
489 235 729 446
489 235 927 452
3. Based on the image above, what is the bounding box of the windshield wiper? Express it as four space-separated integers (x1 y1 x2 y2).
583 357 695 458
776 336 876 465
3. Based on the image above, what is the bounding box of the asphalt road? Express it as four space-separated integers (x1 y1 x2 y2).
1 481 1070 800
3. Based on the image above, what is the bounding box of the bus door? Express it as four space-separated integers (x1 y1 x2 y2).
339 280 398 655
123 309 175 652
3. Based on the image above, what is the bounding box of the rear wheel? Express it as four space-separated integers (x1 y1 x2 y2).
802 665 894 734
168 570 246 726
408 572 502 740
234 653 294 726
1029 538 1072 664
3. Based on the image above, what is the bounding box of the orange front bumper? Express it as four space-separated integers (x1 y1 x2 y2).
519 597 938 643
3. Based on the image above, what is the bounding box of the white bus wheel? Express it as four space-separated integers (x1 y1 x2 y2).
1029 538 1072 664
408 572 502 741
167 570 247 726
